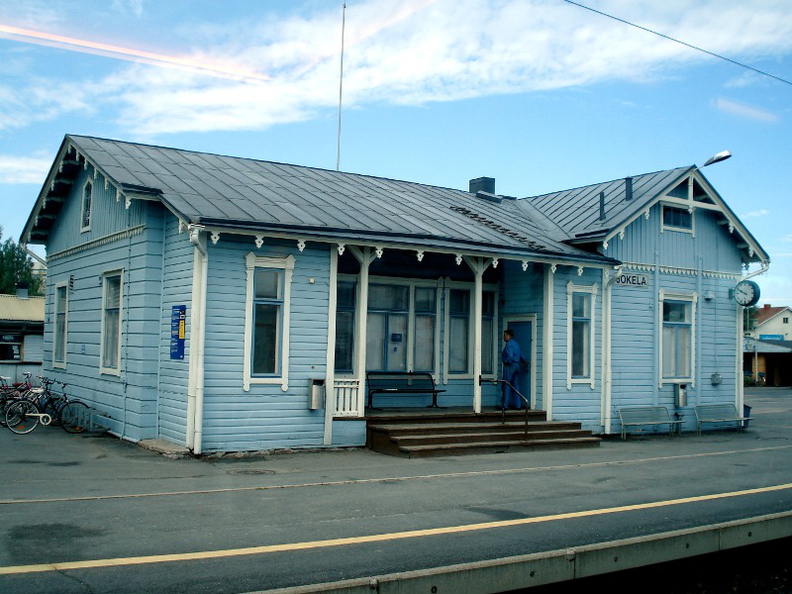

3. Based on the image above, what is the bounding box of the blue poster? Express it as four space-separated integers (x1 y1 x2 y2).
170 305 186 359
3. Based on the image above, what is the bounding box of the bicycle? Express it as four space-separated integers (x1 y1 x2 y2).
5 377 89 435
0 372 35 428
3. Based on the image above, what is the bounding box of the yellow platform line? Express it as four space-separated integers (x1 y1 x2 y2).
2 482 791 576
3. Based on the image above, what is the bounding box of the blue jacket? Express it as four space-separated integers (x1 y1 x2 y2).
502 339 521 366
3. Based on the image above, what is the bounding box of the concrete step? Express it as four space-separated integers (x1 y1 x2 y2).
399 437 602 458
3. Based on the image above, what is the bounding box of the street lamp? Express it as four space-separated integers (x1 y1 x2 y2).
703 150 732 167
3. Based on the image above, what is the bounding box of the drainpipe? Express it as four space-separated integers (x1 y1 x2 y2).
187 225 208 455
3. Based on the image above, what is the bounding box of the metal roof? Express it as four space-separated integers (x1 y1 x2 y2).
23 135 615 265
0 294 44 323
526 167 692 240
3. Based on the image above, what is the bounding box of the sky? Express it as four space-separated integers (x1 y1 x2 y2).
0 0 790 304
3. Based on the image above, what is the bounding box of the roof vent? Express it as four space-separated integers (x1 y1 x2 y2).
469 177 495 195
599 191 606 221
625 177 633 201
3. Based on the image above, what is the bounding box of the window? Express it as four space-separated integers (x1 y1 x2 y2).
366 284 409 371
54 283 68 367
662 205 693 232
448 289 470 373
0 334 22 362
101 271 123 373
80 180 93 232
566 282 597 388
481 292 496 375
660 292 696 383
334 281 356 373
413 287 436 372
784 317 789 325
243 253 294 391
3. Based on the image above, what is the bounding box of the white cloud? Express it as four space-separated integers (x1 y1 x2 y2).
2 0 792 135
0 154 51 184
743 209 769 218
716 98 779 123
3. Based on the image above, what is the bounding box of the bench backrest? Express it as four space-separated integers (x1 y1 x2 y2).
694 403 739 421
619 406 671 424
366 372 436 391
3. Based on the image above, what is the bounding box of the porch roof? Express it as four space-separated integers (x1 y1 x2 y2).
23 135 616 266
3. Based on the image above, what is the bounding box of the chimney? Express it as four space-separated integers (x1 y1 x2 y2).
599 191 606 221
763 304 772 309
625 177 633 201
16 282 29 300
469 177 495 195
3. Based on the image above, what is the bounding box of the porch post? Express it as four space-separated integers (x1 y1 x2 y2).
464 256 490 414
349 246 374 417
543 263 555 420
323 248 339 445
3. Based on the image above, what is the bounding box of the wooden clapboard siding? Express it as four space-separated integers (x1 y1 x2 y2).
550 266 602 431
198 236 330 452
40 169 164 442
157 213 194 444
605 205 742 272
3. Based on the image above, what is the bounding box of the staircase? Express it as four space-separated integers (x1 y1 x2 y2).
366 409 600 458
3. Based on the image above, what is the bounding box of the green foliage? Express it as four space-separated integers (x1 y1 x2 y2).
0 227 43 296
744 305 758 333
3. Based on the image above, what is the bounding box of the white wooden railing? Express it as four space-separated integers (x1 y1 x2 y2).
332 378 362 417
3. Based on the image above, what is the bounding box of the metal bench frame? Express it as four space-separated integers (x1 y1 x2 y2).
366 371 445 409
618 406 682 439
694 403 752 435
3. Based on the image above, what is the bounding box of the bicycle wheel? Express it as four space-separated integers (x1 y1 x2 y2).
60 401 89 434
6 400 40 435
0 396 18 427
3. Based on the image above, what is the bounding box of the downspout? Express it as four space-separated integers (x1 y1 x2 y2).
187 225 208 455
602 268 613 434
542 264 554 420
735 260 769 412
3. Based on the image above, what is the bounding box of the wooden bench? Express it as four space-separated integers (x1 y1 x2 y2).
366 371 445 408
618 406 682 439
694 404 752 435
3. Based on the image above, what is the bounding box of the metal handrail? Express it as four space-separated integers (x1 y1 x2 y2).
479 376 531 439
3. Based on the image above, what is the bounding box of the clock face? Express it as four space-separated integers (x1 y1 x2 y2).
734 280 760 307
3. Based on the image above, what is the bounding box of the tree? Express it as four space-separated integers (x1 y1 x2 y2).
0 226 43 296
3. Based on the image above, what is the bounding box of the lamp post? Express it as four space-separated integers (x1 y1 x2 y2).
702 150 732 167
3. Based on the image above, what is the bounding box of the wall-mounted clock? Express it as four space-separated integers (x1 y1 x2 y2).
732 280 760 307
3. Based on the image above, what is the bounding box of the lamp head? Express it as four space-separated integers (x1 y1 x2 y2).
703 150 732 167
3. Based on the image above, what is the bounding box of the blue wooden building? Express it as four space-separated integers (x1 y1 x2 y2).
21 135 768 453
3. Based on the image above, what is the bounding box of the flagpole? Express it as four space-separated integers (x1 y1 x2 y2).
336 3 346 171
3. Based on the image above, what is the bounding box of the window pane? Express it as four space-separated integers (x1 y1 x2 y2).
663 301 687 323
415 288 435 313
102 310 119 368
449 289 470 315
572 293 589 318
388 315 407 371
414 315 435 371
82 182 92 228
369 285 408 310
334 311 354 372
366 313 386 370
255 269 281 299
572 320 589 377
253 303 279 374
662 325 676 377
482 291 495 316
55 286 67 363
663 206 692 229
449 316 469 372
337 282 356 308
676 326 691 377
481 318 494 374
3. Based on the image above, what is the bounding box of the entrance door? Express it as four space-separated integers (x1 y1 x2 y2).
506 318 535 409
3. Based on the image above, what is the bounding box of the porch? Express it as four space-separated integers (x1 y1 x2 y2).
365 407 600 457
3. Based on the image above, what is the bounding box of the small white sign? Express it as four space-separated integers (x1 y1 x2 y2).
614 273 649 287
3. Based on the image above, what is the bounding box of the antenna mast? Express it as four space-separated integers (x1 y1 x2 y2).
336 3 347 171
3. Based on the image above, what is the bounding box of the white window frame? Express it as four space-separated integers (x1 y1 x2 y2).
566 281 597 389
80 179 93 232
661 204 695 236
53 282 68 368
100 270 123 375
243 252 294 392
658 290 697 386
442 281 499 382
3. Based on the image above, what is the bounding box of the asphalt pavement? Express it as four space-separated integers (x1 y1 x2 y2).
1 387 791 593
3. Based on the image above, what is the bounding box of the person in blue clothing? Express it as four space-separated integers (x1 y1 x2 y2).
501 329 523 410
